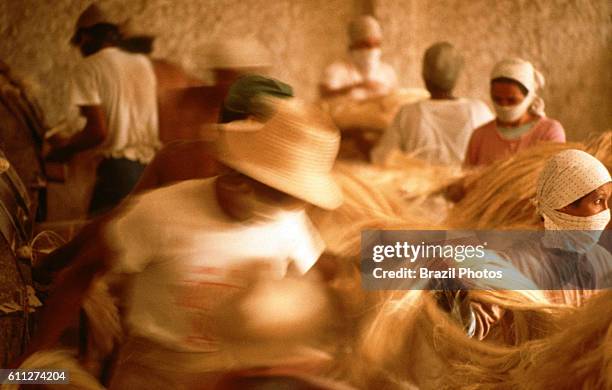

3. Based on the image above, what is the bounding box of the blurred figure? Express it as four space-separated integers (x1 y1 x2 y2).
155 38 274 144
133 74 294 192
371 42 494 165
206 38 273 92
20 98 344 389
320 15 397 101
46 3 160 216
465 58 566 167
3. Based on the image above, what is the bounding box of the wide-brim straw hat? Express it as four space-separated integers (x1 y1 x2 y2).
213 97 343 210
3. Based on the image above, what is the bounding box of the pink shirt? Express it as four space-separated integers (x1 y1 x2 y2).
465 117 566 167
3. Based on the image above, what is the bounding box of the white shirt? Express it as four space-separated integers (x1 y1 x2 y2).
371 98 494 165
321 58 398 101
104 178 325 352
70 47 160 163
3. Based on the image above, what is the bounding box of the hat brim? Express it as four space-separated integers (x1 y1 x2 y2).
218 155 343 210
212 97 343 210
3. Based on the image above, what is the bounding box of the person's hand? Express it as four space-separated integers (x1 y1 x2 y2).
44 136 74 162
444 180 466 203
44 128 76 160
362 79 386 93
44 145 72 162
45 131 71 148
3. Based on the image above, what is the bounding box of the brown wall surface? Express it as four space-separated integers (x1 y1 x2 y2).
376 0 611 140
0 0 357 126
1 0 609 139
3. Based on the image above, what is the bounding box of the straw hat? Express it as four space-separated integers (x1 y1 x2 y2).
214 98 343 210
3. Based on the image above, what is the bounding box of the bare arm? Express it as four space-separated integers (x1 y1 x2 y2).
15 232 113 366
46 105 107 162
131 151 162 193
319 83 360 99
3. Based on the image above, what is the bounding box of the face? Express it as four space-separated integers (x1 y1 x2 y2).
559 182 612 217
490 81 526 106
216 171 305 222
349 37 381 51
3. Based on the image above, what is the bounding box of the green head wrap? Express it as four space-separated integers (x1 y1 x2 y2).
219 74 294 123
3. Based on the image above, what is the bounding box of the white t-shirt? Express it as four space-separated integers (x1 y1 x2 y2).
371 98 494 165
70 47 160 163
321 59 398 101
104 178 325 352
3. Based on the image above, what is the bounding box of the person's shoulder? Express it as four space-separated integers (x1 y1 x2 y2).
379 60 397 73
587 243 612 259
533 116 566 140
119 178 217 230
324 59 352 73
81 48 132 72
100 47 150 66
497 238 545 266
461 97 489 109
136 177 215 207
77 50 108 69
537 116 564 130
462 98 495 124
398 100 422 115
87 47 122 62
471 118 497 134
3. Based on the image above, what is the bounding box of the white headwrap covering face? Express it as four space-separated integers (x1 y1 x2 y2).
535 149 611 231
348 15 382 45
491 58 546 116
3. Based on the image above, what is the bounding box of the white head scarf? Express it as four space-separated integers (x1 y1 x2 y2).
491 58 546 117
535 149 611 252
535 149 611 247
348 15 382 45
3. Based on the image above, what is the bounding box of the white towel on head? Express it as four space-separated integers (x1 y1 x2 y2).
491 57 546 116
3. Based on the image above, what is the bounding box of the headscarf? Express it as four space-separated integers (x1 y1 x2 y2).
422 42 464 91
348 15 382 45
491 58 546 116
71 3 155 53
534 149 611 251
219 74 294 123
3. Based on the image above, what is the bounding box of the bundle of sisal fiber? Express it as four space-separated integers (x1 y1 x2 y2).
440 290 612 390
6 349 105 390
319 212 563 389
444 144 570 229
446 132 612 230
585 131 612 171
309 158 457 256
352 265 563 389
